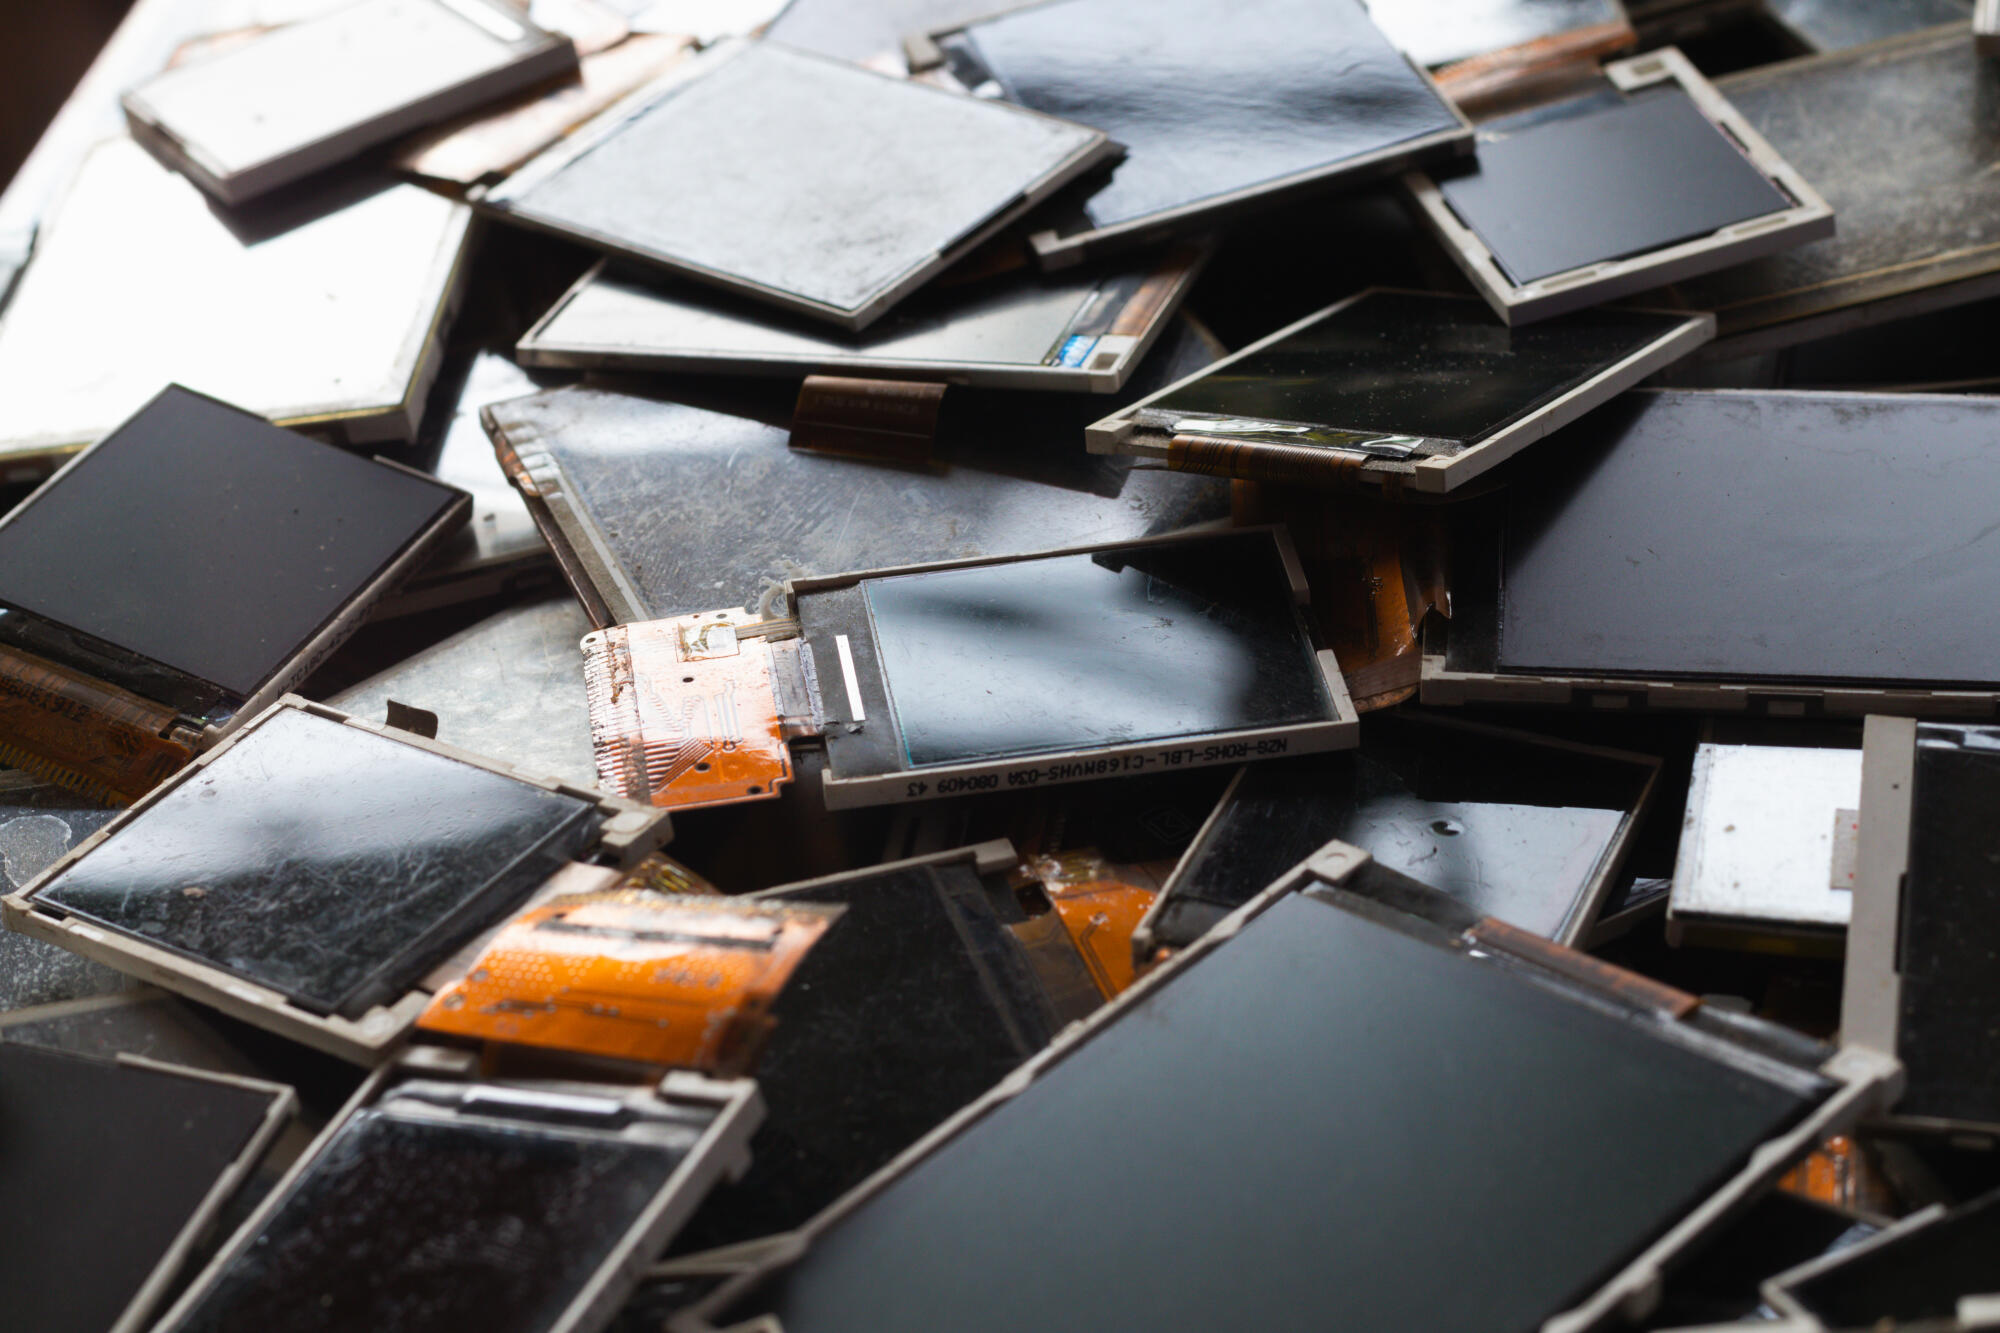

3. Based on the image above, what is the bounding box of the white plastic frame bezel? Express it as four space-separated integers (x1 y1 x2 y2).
1403 47 1835 325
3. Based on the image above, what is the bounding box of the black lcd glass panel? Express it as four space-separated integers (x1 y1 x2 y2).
497 320 1230 620
1786 1187 2000 1326
0 387 462 697
675 864 1053 1253
958 0 1462 230
1148 292 1688 446
1437 85 1790 284
1894 727 2000 1126
746 877 1823 1333
34 707 599 1018
162 1105 694 1333
1149 716 1642 949
1 1043 278 1333
863 533 1328 768
1491 391 2000 686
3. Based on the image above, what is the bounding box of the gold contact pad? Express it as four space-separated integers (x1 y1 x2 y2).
418 889 840 1074
581 612 793 809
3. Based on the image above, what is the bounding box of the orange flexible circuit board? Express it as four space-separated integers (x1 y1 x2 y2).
1027 850 1165 999
419 890 842 1074
581 610 822 809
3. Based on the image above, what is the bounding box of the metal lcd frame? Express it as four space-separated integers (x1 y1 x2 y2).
1981 0 2000 54
788 527 1359 811
486 401 633 629
149 1045 762 1333
908 6 1475 269
515 248 1207 392
1404 47 1835 325
669 840 1900 1333
1837 714 1988 1139
8 1049 296 1333
1129 713 1661 957
121 0 579 206
477 39 1121 330
1422 653 2000 720
1083 287 1714 493
0 697 672 1065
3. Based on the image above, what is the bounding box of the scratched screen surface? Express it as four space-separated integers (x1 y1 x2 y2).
161 1103 698 1333
1147 715 1645 949
32 707 598 1018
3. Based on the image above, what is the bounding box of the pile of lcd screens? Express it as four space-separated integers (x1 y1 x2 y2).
2 0 2000 1330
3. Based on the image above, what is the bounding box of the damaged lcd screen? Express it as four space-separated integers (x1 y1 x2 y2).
1437 84 1791 286
0 386 466 708
1094 288 1705 487
122 0 577 203
1669 26 2000 347
1138 293 1692 448
159 1095 702 1333
1889 724 2000 1128
30 706 601 1018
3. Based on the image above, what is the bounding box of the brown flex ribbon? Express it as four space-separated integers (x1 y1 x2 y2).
791 375 946 464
